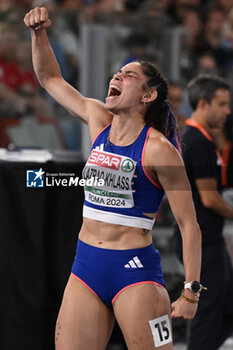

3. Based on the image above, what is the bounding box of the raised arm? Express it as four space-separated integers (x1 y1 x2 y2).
23 7 112 140
145 134 202 319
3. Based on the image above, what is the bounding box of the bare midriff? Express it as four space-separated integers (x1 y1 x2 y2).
79 214 157 250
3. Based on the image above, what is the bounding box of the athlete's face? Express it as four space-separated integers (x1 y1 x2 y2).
206 88 230 129
105 62 149 112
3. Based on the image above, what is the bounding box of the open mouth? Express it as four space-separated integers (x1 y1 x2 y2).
108 86 121 97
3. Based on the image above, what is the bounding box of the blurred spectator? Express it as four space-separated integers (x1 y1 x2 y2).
0 22 65 149
222 7 233 49
0 0 16 11
16 41 39 92
199 6 233 76
167 0 202 23
56 0 84 10
181 7 202 45
121 32 157 66
45 11 73 83
15 0 34 10
16 40 55 118
196 50 219 75
0 22 55 119
0 24 21 91
0 23 27 116
167 81 186 131
179 7 203 82
33 0 57 11
52 10 81 87
139 0 173 17
123 0 142 12
215 0 233 14
91 0 125 14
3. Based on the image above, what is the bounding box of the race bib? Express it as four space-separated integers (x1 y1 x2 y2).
149 315 172 347
83 149 136 208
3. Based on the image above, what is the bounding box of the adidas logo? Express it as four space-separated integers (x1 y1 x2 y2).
124 256 143 268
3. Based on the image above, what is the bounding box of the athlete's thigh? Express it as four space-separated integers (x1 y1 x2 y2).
55 274 115 350
113 283 173 350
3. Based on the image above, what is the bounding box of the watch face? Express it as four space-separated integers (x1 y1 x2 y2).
191 281 201 293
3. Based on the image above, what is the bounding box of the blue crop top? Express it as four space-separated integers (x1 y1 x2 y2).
82 124 165 230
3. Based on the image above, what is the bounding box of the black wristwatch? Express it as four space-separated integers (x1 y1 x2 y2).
184 281 207 293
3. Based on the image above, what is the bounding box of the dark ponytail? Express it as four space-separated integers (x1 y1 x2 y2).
138 61 181 152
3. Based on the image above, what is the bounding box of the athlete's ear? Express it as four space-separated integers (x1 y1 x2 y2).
141 88 158 103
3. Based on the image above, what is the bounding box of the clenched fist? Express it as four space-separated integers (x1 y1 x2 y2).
24 7 52 31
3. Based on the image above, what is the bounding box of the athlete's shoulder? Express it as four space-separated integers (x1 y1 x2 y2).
146 127 183 166
147 127 176 154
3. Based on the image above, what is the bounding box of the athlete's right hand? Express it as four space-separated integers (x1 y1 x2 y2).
24 7 52 31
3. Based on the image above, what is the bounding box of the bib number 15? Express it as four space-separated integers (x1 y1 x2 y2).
149 315 172 347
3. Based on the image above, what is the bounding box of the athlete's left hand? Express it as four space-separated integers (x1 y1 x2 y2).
171 297 198 320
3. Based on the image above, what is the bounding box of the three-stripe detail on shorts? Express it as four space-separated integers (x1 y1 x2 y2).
124 256 144 268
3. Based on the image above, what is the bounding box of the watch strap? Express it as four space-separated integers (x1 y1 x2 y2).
184 281 207 293
184 282 193 290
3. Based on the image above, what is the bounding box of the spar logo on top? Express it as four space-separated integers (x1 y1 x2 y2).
88 150 135 173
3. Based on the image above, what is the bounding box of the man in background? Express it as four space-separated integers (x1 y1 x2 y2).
174 74 233 350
